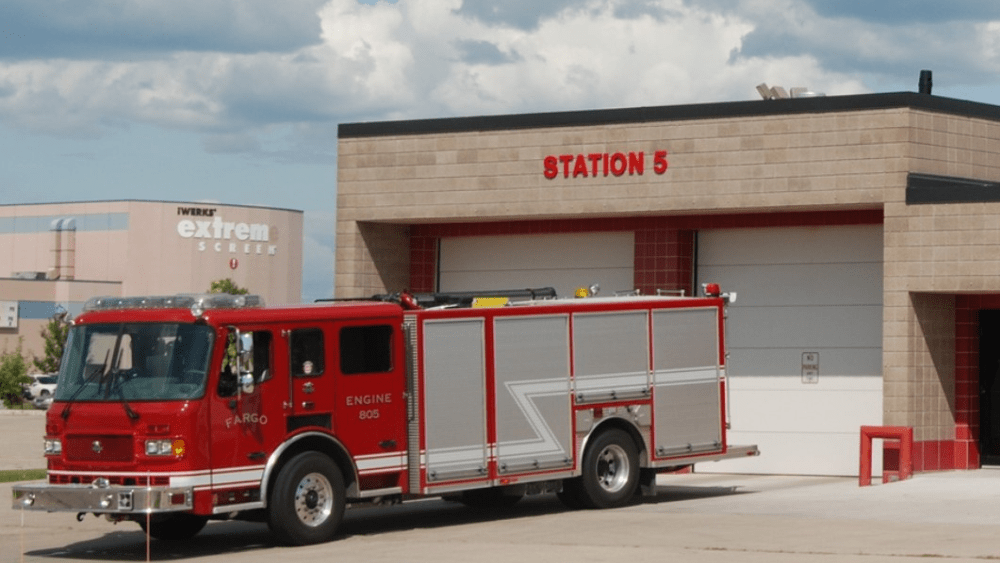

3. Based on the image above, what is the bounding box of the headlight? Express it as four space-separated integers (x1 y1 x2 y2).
44 439 62 456
145 439 185 457
146 439 172 456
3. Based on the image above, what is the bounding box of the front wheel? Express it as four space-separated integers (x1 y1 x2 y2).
268 452 345 545
576 428 639 509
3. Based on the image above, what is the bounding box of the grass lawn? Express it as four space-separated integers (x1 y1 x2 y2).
0 469 46 483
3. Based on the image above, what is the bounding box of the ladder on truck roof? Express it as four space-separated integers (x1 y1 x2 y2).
372 287 558 309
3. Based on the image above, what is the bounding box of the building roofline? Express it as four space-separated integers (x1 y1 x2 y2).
339 91 1000 138
0 199 303 215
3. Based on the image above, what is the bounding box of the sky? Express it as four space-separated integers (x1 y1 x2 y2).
4 0 1000 302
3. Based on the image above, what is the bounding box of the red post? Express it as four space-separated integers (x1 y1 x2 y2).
859 426 913 487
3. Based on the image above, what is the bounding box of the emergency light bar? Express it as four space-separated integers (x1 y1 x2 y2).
84 294 264 313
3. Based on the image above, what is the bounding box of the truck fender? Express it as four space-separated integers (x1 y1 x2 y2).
578 416 650 469
261 432 361 505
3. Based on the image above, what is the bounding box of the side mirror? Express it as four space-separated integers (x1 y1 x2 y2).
235 330 256 395
238 332 253 364
239 372 255 395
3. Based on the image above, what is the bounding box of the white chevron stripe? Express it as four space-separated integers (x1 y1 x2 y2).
499 377 569 460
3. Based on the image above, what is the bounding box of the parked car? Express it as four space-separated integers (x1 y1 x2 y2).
24 375 57 403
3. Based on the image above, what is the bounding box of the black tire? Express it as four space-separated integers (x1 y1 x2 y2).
458 487 523 510
138 513 208 541
576 428 639 509
268 452 345 545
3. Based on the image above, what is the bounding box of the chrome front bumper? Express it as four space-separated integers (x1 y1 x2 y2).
11 481 193 514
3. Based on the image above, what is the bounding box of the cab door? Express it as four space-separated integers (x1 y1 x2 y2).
209 327 288 494
287 325 337 430
332 321 408 491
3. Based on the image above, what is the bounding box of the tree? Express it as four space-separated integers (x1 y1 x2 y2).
209 279 250 377
209 278 249 295
33 313 70 374
0 340 31 408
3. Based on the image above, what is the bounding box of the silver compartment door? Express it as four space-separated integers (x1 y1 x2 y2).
652 308 723 457
422 318 489 483
572 310 651 403
494 315 573 475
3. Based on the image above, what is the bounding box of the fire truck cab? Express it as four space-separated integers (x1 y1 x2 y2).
13 287 757 545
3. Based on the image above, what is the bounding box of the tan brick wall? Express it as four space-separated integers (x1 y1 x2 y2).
336 109 908 295
881 110 1000 442
337 110 904 226
886 293 956 442
334 221 409 298
336 104 1000 448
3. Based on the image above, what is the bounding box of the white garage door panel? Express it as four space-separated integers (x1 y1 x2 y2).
439 232 634 298
441 233 633 271
443 268 632 297
697 224 883 476
699 263 882 307
721 377 883 475
727 305 883 349
698 225 884 266
732 348 882 377
720 432 875 476
727 377 884 433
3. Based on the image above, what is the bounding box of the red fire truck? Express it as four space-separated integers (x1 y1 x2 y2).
13 285 757 545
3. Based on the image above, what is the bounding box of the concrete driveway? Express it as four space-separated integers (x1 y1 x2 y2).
5 409 1000 562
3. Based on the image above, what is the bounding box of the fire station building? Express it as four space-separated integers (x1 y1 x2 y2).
335 91 1000 476
0 200 303 361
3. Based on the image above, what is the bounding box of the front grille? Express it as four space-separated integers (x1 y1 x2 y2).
49 473 170 486
64 435 134 463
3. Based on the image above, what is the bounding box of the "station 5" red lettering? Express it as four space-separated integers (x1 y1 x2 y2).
544 150 667 179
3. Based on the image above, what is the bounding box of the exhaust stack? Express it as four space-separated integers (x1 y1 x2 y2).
919 70 933 95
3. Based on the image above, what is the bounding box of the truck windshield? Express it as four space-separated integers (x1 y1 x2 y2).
55 323 215 402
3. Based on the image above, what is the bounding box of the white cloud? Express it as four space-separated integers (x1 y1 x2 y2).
0 0 947 144
424 0 864 115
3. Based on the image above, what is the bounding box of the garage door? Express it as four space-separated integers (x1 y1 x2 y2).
697 224 883 476
438 232 634 299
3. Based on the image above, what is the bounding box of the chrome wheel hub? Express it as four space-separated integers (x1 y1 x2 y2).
294 472 333 527
596 444 630 493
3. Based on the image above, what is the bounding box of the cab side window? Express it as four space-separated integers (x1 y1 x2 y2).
253 331 273 383
340 325 393 375
291 328 325 377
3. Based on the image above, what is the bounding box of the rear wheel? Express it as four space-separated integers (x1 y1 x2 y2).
268 452 345 545
138 513 208 541
576 428 639 509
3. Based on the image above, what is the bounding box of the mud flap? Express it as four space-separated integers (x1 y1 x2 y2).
639 468 658 497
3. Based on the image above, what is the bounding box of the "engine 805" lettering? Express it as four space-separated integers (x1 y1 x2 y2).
346 393 392 406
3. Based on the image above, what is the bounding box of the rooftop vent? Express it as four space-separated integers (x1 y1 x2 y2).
756 83 825 100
